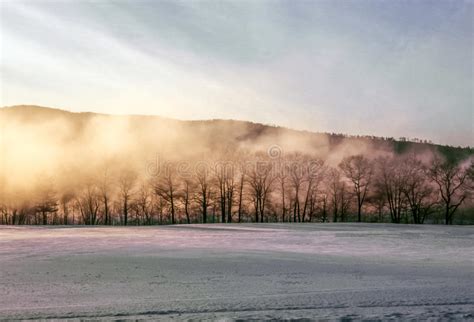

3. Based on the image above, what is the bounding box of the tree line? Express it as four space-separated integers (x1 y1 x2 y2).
1 149 473 226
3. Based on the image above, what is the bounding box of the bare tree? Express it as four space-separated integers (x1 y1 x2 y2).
76 181 100 225
236 160 247 223
306 187 318 222
215 161 227 223
17 202 33 225
98 168 113 225
35 178 58 225
225 165 236 223
288 153 305 222
118 170 137 226
276 156 289 222
60 191 75 225
1 196 33 225
0 203 7 225
195 163 212 224
247 153 275 222
320 193 329 222
136 181 153 225
402 155 436 224
153 195 167 225
327 167 343 222
371 192 387 222
153 163 179 224
376 157 406 223
339 155 373 222
301 159 325 222
339 182 351 222
466 161 474 193
427 156 470 224
214 160 236 223
181 178 193 224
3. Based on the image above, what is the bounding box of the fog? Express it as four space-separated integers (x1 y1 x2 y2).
0 105 472 226
1 106 392 191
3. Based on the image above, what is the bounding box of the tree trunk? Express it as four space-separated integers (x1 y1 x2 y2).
123 198 128 226
103 196 109 225
227 196 232 223
357 203 362 222
42 211 47 225
202 197 207 224
185 199 190 224
281 181 286 222
238 176 244 223
170 193 175 224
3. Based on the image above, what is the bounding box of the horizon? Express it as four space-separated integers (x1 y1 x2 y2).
1 1 472 146
3 104 470 148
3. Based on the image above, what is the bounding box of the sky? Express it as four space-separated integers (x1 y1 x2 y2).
0 0 472 146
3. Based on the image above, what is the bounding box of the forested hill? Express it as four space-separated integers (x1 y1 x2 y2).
1 105 473 226
1 105 472 162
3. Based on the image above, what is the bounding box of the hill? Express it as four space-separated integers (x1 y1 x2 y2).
1 105 473 225
1 105 472 161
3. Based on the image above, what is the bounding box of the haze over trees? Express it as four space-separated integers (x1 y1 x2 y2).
1 106 473 225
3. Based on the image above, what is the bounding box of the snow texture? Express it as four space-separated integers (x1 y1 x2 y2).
0 223 473 320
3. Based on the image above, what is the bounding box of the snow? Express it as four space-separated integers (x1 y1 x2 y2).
0 223 473 320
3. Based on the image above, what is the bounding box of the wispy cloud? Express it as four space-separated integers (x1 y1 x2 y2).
1 0 472 146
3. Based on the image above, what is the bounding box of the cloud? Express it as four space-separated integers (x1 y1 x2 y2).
1 0 472 146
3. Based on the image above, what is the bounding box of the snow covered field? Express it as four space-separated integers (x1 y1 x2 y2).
0 224 473 320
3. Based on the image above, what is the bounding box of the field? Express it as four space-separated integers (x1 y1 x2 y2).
0 224 473 320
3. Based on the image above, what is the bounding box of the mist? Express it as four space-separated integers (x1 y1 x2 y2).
2 105 385 191
1 105 472 226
